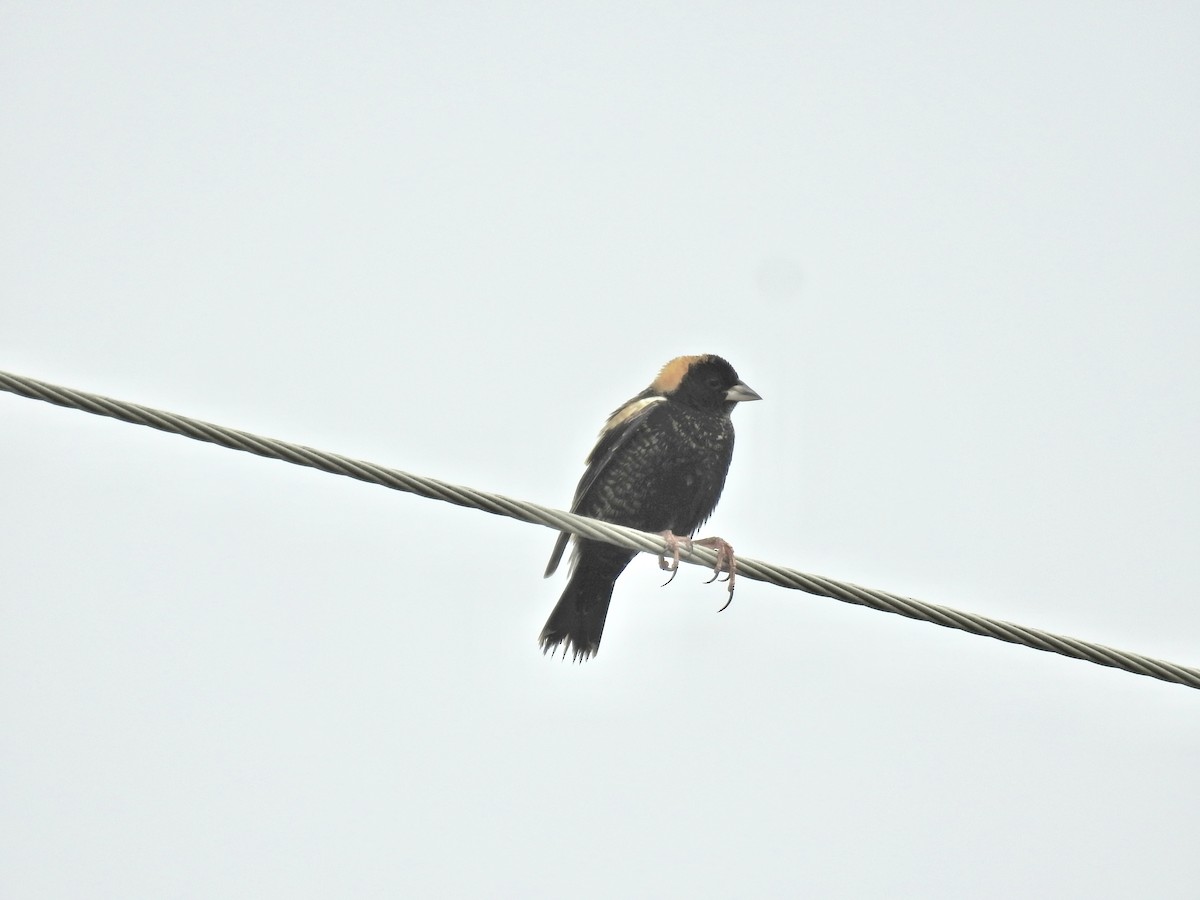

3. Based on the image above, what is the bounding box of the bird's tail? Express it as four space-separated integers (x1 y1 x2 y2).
538 542 635 662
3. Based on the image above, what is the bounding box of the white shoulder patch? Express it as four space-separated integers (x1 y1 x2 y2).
603 395 666 433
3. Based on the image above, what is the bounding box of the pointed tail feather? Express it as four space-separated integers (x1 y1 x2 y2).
538 541 635 662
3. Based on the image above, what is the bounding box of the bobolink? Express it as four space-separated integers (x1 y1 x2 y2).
540 354 761 661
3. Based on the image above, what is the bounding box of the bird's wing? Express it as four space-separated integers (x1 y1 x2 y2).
543 395 666 577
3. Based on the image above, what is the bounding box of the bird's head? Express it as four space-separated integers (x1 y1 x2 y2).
651 355 762 412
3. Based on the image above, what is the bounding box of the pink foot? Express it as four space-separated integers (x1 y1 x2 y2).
693 536 737 611
658 530 692 586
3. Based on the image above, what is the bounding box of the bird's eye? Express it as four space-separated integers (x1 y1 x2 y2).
706 376 722 389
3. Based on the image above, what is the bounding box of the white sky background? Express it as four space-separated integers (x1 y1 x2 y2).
3 2 1199 897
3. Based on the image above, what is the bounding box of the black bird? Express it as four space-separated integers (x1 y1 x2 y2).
539 354 761 661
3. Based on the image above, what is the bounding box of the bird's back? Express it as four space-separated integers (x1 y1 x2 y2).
576 400 736 538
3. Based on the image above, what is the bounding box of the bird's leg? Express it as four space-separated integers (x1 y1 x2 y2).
658 530 692 586
692 536 737 610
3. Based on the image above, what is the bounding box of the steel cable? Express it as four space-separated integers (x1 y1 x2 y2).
3 368 1196 690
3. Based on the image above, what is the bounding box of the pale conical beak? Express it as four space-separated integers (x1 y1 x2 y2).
725 381 762 403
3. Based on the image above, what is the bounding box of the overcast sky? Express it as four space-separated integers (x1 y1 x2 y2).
3 3 1199 897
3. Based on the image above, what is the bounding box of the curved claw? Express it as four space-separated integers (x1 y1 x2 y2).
693 536 737 611
657 532 740 609
657 531 690 589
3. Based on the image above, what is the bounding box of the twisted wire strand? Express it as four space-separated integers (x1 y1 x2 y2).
3 368 1197 690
